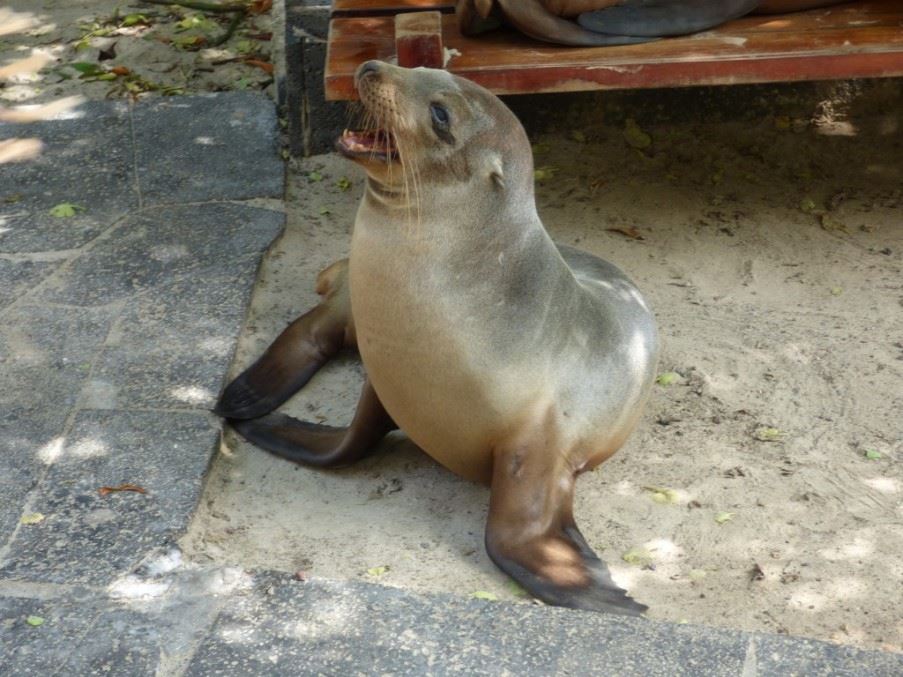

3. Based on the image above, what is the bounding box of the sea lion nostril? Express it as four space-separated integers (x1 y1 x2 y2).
355 60 382 84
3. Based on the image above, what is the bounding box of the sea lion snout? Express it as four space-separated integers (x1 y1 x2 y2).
354 60 383 87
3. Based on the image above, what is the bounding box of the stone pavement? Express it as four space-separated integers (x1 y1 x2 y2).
1 93 901 676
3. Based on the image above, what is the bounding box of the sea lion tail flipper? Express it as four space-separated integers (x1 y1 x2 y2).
215 261 353 420
485 443 647 616
228 379 396 468
578 0 761 38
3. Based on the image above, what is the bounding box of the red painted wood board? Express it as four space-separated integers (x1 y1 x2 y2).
325 1 903 100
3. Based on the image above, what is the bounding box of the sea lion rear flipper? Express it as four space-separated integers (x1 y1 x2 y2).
484 442 647 616
215 260 354 420
228 379 397 467
578 0 760 37
496 0 656 46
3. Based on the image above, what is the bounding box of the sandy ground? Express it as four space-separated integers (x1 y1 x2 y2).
4 0 901 655
181 84 903 652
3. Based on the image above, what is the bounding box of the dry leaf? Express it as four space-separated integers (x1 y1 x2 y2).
244 59 273 74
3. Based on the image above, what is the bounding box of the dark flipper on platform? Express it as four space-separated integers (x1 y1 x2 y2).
484 437 647 616
578 0 760 38
496 0 657 46
229 379 397 468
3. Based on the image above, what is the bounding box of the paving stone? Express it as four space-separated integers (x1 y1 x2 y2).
131 92 282 205
185 575 903 676
0 101 138 253
0 305 116 544
0 259 60 310
0 410 218 586
0 591 160 677
88 264 268 410
38 202 283 307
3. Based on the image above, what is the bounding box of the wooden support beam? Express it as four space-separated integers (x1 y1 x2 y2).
395 11 445 68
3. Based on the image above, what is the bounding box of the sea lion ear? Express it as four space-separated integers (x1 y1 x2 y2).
487 155 505 190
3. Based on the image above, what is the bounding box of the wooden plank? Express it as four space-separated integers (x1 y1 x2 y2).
396 11 444 67
332 0 453 15
325 1 903 100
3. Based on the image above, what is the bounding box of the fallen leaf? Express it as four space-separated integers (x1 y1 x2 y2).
622 547 653 566
533 166 558 181
754 427 785 442
20 513 45 525
249 0 273 13
606 226 644 241
656 372 681 386
505 580 528 597
820 213 847 233
121 14 150 27
26 616 45 627
715 511 735 525
623 118 651 150
308 170 323 182
471 591 497 601
336 176 352 192
864 449 882 460
111 66 130 76
688 569 707 582
50 202 83 217
292 570 308 582
830 287 843 296
644 486 679 504
98 483 147 496
366 565 389 577
318 207 331 215
799 197 818 214
569 130 586 143
70 62 105 77
244 58 273 74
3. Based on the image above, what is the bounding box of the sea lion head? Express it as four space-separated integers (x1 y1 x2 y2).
337 62 534 215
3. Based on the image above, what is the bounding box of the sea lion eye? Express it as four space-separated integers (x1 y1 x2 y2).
430 103 450 128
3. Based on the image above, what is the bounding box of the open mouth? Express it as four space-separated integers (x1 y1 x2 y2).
336 128 399 162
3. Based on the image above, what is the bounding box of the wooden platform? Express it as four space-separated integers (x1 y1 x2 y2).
325 1 903 100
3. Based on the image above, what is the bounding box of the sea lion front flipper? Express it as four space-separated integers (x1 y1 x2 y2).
229 379 397 467
484 441 647 616
215 260 354 420
578 0 760 38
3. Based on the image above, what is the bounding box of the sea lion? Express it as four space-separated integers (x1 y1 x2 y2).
216 62 659 615
457 0 851 46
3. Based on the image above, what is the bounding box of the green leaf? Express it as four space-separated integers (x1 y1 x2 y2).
70 62 105 77
336 176 352 192
366 565 389 577
754 427 785 442
864 449 882 460
49 203 84 218
308 171 323 182
715 511 735 525
121 14 149 27
26 616 45 627
471 591 497 601
533 166 558 181
318 207 331 216
505 580 528 597
20 513 45 525
644 486 678 504
656 372 680 386
623 118 652 150
622 547 653 566
569 130 586 143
